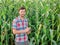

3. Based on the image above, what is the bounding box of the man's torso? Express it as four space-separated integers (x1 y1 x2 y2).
12 16 28 42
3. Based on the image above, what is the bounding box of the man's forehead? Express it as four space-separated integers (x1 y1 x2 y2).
20 9 25 11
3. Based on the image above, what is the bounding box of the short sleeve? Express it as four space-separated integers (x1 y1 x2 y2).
12 19 17 29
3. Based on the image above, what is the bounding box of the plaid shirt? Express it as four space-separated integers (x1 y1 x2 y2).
12 16 28 42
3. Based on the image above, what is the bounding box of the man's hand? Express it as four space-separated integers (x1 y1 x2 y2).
25 27 31 33
26 31 31 34
25 27 31 34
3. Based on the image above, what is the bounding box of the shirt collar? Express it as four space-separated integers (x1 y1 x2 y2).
18 16 26 21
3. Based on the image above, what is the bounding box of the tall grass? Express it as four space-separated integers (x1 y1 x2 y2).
0 0 60 45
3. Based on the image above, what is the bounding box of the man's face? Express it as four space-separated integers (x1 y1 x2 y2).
19 9 26 17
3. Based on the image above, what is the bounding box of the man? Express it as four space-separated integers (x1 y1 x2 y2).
12 6 31 45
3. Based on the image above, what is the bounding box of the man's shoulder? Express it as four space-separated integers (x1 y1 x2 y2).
25 18 28 22
13 17 19 22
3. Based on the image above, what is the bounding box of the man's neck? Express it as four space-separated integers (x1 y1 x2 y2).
20 16 24 20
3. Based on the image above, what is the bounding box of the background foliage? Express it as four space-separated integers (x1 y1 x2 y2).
0 0 60 45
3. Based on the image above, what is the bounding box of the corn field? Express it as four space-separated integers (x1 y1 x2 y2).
0 0 60 45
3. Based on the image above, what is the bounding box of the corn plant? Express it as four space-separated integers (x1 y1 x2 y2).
0 0 60 45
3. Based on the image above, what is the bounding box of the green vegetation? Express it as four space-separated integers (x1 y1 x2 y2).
0 0 60 45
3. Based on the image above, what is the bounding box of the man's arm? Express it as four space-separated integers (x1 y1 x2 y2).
12 28 25 34
12 27 30 34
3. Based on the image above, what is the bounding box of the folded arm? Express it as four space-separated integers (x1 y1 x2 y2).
12 28 26 34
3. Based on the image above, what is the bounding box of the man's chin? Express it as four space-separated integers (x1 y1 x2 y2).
21 15 25 17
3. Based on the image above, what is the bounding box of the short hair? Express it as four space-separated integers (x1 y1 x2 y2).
18 6 26 11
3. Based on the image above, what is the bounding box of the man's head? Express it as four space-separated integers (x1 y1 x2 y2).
19 6 26 17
